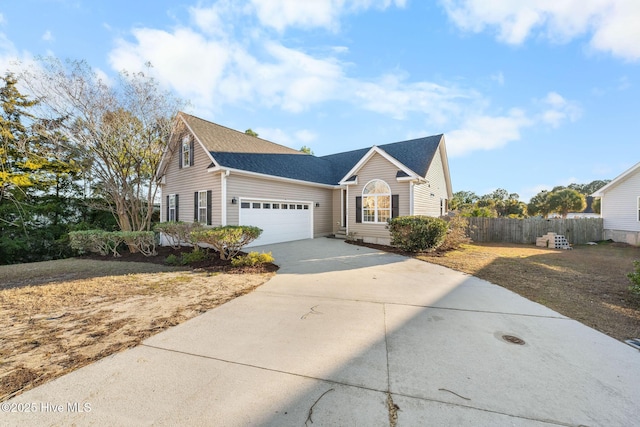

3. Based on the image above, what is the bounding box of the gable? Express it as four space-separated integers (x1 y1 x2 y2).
592 162 640 197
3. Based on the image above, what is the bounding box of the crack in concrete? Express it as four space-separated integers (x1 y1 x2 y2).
300 305 323 320
304 388 334 426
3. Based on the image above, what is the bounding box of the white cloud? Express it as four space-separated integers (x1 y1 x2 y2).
253 127 317 148
249 0 407 32
446 108 533 157
539 91 581 127
42 30 54 42
441 0 640 61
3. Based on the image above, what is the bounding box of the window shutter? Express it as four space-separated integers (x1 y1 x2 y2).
206 190 212 225
175 195 179 221
194 192 199 222
166 195 169 221
392 195 399 218
178 144 183 169
190 139 195 166
355 196 362 223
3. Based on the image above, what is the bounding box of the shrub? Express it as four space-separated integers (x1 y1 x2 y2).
231 251 274 267
69 230 123 257
387 216 448 252
628 260 640 296
439 215 472 251
115 231 157 257
181 249 208 264
154 221 203 249
165 254 181 266
190 226 262 260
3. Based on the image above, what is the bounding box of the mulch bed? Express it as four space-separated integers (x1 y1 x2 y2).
80 246 279 274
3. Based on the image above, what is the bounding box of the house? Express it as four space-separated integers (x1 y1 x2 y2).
592 162 640 246
156 112 453 247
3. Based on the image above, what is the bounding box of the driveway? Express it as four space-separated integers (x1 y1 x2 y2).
6 238 640 426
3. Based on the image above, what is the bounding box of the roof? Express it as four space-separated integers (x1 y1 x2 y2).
181 112 304 155
592 161 640 196
171 112 446 187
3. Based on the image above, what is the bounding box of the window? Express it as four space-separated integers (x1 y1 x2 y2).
282 204 288 209
253 202 261 209
181 136 191 168
263 203 271 209
273 203 280 209
362 179 391 223
241 202 250 209
168 194 177 221
198 191 207 223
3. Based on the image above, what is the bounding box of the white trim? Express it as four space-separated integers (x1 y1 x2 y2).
208 166 338 189
345 185 349 236
197 190 207 223
592 161 640 196
361 179 392 224
410 181 415 215
637 196 640 222
221 171 227 225
339 146 419 184
168 194 177 222
181 136 191 168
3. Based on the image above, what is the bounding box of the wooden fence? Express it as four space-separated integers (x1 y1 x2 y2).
465 217 603 245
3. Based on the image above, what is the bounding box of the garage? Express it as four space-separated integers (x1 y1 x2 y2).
239 199 313 246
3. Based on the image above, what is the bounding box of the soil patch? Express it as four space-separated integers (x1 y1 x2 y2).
0 247 277 401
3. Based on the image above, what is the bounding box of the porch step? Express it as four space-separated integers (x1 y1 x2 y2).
334 227 347 240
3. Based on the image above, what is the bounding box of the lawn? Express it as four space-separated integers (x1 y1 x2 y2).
0 252 274 401
418 242 640 342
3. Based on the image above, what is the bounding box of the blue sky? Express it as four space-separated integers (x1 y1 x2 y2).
1 0 638 201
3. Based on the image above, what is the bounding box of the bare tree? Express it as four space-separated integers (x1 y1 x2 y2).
21 58 184 233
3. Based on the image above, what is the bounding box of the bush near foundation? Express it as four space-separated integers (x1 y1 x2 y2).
439 215 472 251
69 230 156 257
231 251 274 267
153 221 203 249
387 216 448 252
190 226 262 260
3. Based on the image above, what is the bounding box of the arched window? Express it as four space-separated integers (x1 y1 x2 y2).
362 179 391 223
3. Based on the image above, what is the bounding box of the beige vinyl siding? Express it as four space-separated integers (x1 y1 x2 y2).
414 145 448 217
226 174 333 237
601 170 640 233
160 138 220 224
348 152 410 243
332 189 342 233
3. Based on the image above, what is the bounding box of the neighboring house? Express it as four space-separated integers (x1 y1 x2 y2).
156 112 453 247
592 162 640 246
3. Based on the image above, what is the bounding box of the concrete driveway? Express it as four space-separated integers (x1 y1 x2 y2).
6 238 640 426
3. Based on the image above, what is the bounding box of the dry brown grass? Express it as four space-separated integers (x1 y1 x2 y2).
0 258 273 401
418 242 640 342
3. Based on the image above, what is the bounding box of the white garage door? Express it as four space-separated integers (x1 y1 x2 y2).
240 200 313 246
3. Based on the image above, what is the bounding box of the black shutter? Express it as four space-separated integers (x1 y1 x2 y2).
178 143 183 169
166 195 169 221
392 195 399 218
175 195 179 221
356 196 362 223
190 138 195 166
206 190 212 225
194 192 199 222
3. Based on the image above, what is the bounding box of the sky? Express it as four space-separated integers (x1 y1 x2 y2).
0 0 638 201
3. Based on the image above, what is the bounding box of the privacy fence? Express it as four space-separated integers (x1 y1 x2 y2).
465 217 603 245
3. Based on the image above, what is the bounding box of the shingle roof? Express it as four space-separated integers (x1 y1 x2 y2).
181 112 304 155
377 135 443 177
210 152 338 185
180 112 444 186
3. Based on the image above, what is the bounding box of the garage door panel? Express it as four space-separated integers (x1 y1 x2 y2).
240 200 312 246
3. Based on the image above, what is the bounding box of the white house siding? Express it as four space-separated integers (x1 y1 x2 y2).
348 152 411 245
600 169 640 245
160 140 220 224
225 174 333 237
